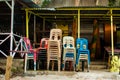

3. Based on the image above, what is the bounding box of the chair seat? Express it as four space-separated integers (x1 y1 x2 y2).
28 53 34 57
65 53 74 57
79 54 88 60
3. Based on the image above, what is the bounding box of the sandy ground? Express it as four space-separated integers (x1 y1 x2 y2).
0 70 120 80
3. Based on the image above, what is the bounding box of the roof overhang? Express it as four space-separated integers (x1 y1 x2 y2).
24 6 120 24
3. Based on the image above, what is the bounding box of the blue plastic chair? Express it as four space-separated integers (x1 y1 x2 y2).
76 38 90 72
62 36 76 71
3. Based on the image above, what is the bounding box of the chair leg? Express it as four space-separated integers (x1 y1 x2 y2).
24 54 27 73
37 60 40 70
27 60 29 70
88 54 90 72
34 61 36 71
73 61 75 71
47 60 50 70
87 60 90 72
76 65 79 71
52 60 54 71
62 61 65 71
82 61 84 72
58 59 61 71
76 59 79 71
69 61 72 71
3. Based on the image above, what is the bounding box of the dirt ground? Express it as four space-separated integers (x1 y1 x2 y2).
0 70 120 80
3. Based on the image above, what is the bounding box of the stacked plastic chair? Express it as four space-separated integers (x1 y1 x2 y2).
62 36 76 71
47 29 62 71
76 38 90 72
37 38 49 69
23 37 39 73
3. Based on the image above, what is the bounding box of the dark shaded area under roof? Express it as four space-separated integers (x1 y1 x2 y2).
0 0 120 59
0 0 39 16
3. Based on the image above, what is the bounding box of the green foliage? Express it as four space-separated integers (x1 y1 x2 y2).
41 0 51 7
108 0 116 6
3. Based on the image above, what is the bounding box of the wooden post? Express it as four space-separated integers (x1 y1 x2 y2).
5 56 13 80
91 19 98 59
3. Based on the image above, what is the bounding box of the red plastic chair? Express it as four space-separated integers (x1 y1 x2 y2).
39 38 49 49
37 38 49 69
23 37 39 72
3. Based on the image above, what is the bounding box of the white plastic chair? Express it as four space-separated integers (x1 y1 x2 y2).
62 36 76 71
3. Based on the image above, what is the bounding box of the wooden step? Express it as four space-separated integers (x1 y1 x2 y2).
78 60 107 70
90 60 107 65
90 64 107 70
90 61 107 70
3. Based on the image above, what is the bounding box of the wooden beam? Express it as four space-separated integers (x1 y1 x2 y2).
5 56 13 80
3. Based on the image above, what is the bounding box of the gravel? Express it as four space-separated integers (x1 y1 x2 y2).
0 70 119 80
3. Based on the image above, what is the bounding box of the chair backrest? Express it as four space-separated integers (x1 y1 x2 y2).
40 38 49 49
63 36 74 48
23 37 33 51
76 38 88 50
49 29 62 41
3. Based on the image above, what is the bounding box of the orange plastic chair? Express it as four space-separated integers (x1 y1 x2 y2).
47 29 62 71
